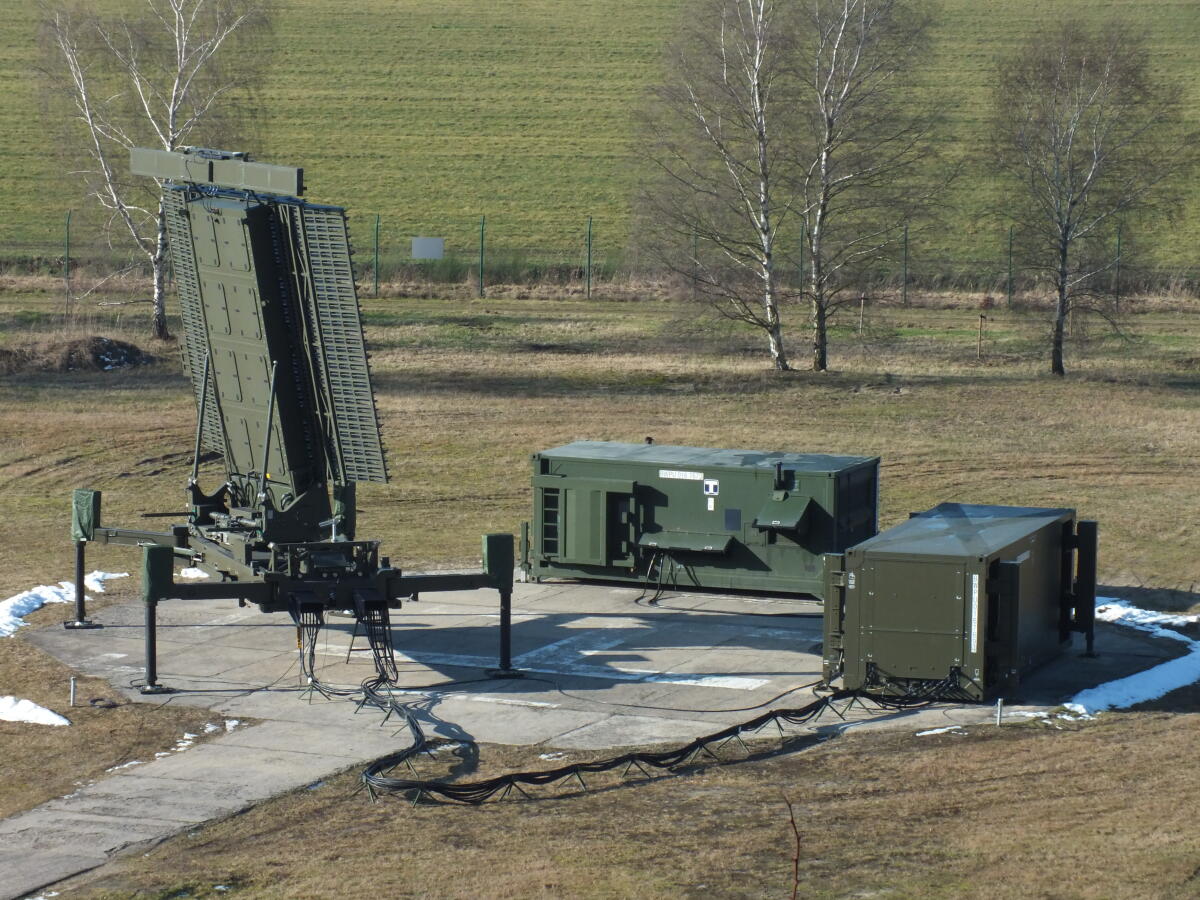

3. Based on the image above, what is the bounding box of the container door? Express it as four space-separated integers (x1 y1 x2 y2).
861 559 966 681
532 475 634 568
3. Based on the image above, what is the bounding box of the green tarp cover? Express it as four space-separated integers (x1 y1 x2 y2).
71 489 101 541
753 494 812 531
637 532 733 554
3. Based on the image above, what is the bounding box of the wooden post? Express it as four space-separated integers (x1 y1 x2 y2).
977 314 986 359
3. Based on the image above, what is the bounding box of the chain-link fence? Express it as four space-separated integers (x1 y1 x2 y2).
6 214 1200 301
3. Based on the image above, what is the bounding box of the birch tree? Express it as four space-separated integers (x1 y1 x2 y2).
640 0 941 372
991 21 1194 376
641 0 796 370
792 0 940 371
40 0 268 340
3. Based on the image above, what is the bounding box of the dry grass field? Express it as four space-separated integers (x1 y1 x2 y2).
66 711 1200 899
1 279 1198 896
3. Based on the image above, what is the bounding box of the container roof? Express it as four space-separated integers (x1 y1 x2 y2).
539 441 876 473
853 503 1074 558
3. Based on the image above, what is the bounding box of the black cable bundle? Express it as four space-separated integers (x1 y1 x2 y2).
360 689 854 804
289 601 959 807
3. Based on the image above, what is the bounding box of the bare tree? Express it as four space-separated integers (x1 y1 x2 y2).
640 0 797 370
991 21 1196 376
792 0 941 372
639 0 942 372
40 0 268 340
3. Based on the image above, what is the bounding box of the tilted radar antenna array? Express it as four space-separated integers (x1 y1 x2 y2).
66 147 515 696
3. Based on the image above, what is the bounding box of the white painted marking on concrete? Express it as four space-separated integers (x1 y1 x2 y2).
468 696 558 709
512 631 633 667
386 688 558 709
384 649 768 690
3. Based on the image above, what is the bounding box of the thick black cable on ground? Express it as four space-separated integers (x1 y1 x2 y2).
290 600 965 807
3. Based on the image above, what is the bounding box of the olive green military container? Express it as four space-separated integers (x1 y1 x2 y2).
525 441 880 598
822 503 1097 701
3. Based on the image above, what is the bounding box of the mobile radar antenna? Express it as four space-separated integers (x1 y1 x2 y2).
67 147 515 695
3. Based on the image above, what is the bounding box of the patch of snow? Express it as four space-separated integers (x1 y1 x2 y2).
182 732 198 740
0 696 70 726
224 719 240 732
179 567 210 580
1070 644 1200 713
1069 597 1200 713
84 571 127 593
203 722 221 734
538 751 567 761
914 725 965 737
105 760 144 772
0 572 127 637
1094 597 1197 643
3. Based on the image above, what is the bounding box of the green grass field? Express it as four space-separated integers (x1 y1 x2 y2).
3 0 1199 272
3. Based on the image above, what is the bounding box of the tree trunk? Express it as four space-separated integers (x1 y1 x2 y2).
767 315 790 370
152 203 171 341
1052 236 1068 376
810 298 827 371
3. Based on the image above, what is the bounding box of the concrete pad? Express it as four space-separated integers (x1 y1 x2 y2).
6 580 1189 900
548 713 725 750
0 850 108 900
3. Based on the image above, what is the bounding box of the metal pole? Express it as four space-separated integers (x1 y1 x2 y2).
373 214 381 298
978 314 986 359
478 215 486 299
257 361 279 499
901 223 909 307
1007 225 1014 309
798 232 804 299
70 677 77 708
64 209 72 315
190 351 211 486
1114 222 1123 314
586 216 593 300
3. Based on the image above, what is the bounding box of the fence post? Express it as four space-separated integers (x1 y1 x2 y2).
586 216 593 300
901 223 909 307
478 215 486 299
1113 222 1123 314
798 233 805 303
1007 225 1014 309
373 214 380 298
64 209 72 315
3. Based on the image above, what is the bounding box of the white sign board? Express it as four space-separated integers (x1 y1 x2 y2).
411 237 445 260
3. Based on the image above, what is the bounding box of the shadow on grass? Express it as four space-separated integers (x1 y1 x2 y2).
1099 584 1200 615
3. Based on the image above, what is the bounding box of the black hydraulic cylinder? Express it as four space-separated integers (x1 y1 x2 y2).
499 590 513 670
140 545 176 694
143 598 160 690
1075 519 1099 656
483 533 521 678
63 540 100 629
